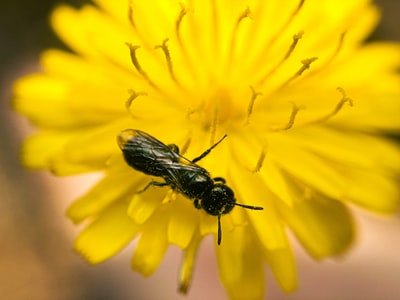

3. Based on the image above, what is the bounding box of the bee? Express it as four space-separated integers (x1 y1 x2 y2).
117 129 263 245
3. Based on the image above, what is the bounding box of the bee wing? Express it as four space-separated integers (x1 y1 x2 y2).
122 129 169 151
162 161 210 192
118 129 179 175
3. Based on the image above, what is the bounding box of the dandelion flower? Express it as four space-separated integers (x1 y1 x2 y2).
13 0 400 299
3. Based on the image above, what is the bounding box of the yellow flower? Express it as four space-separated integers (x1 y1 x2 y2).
13 0 400 299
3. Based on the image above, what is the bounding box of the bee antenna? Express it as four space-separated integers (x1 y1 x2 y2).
234 203 264 210
217 214 222 245
217 204 263 246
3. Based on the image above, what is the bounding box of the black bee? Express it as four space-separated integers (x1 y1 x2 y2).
117 129 263 245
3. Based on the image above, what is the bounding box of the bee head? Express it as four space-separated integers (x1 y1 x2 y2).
201 183 263 245
201 183 236 217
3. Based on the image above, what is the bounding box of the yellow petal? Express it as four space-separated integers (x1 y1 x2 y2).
269 135 347 199
216 226 264 300
48 120 131 175
178 234 202 294
167 196 200 248
229 163 288 250
13 74 78 128
13 71 127 128
50 5 93 56
127 185 165 224
345 169 400 213
259 158 294 207
51 5 131 60
74 201 139 264
93 0 131 25
283 127 400 171
279 191 354 259
199 212 220 239
230 132 294 207
20 131 71 169
21 130 107 174
265 245 297 292
67 156 143 223
131 209 169 276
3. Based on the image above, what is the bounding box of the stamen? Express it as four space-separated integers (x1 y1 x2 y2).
128 0 136 29
328 31 346 64
155 38 180 86
209 107 219 145
324 31 348 70
125 90 147 117
315 87 353 123
228 7 252 65
257 31 304 86
288 0 306 26
180 137 191 155
306 32 347 79
259 0 306 56
283 31 305 62
252 149 266 173
246 86 263 124
279 57 318 89
272 102 305 131
175 3 187 46
174 3 197 83
125 43 159 89
300 87 353 126
237 7 252 26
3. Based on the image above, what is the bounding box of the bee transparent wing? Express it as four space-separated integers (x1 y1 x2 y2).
118 129 179 176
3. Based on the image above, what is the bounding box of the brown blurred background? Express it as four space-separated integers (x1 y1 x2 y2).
1 1 399 299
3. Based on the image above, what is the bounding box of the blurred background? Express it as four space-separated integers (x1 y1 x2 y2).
1 0 399 299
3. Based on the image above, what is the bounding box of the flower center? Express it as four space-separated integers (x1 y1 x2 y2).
188 87 243 136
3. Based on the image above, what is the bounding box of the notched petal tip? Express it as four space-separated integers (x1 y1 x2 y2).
73 243 98 265
73 202 139 264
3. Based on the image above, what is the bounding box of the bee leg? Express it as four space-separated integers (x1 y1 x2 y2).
213 177 226 184
217 214 222 245
167 143 180 154
193 199 202 209
137 180 168 193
